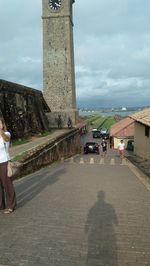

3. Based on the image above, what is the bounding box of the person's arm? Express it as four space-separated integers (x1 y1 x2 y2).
0 130 10 142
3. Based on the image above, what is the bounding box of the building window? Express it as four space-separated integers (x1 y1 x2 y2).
145 126 149 137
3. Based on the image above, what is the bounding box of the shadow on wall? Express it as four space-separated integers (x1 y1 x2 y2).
85 191 118 266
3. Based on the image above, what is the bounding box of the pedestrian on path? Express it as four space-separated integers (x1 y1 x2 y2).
101 139 107 157
0 118 17 214
67 117 72 128
56 114 63 129
118 139 125 159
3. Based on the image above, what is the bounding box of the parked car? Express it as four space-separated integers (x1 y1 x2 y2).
92 128 98 132
100 128 108 134
84 142 100 154
101 132 109 140
93 130 101 138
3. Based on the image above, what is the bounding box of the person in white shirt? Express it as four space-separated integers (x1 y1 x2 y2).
118 139 125 158
0 118 16 214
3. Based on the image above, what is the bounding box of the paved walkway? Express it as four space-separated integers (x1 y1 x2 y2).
9 129 150 192
0 152 150 266
9 129 69 158
0 131 150 265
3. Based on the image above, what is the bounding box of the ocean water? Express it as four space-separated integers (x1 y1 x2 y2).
79 110 137 117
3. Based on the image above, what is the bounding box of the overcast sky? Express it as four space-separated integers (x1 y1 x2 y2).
0 0 150 108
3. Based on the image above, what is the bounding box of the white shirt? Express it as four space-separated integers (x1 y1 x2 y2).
118 142 125 151
0 132 11 163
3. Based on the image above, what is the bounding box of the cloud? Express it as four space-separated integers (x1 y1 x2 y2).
0 0 150 107
74 0 150 107
0 0 42 89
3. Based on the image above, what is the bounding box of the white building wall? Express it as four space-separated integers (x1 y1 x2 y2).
134 122 150 160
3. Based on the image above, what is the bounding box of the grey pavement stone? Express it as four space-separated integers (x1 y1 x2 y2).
0 156 150 266
1 130 150 266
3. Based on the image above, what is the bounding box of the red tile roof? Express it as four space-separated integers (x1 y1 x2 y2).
110 117 134 137
130 108 150 127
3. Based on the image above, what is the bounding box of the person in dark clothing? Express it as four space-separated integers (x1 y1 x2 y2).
101 139 107 156
67 117 72 128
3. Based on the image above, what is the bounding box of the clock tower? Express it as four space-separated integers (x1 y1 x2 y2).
42 0 78 127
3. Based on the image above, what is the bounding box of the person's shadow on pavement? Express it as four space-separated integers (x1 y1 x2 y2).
85 191 118 266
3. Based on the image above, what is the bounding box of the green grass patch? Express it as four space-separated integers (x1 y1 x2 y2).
12 131 51 146
85 115 99 123
12 151 29 162
35 131 51 137
12 138 29 146
84 115 117 130
100 117 116 129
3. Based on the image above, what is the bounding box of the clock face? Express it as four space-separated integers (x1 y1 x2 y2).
48 0 62 10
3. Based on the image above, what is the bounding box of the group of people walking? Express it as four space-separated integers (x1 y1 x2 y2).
100 138 125 158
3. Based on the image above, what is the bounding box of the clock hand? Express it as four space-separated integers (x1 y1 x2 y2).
55 3 60 7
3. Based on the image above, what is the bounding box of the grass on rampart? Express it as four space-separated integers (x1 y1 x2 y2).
85 115 117 130
11 131 51 146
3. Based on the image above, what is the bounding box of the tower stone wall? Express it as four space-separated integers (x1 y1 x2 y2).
42 0 78 127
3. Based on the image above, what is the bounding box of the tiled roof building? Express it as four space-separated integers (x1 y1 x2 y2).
130 108 150 127
110 117 134 138
130 108 150 160
110 117 134 149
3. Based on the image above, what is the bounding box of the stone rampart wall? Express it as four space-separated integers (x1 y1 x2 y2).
13 128 81 180
0 79 51 139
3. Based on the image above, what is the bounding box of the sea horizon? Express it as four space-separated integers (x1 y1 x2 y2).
78 106 149 117
79 109 136 117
